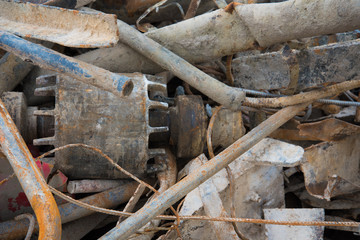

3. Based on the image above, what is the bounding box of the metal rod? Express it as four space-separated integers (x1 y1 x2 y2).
116 20 245 110
0 30 134 97
0 180 140 240
0 98 62 240
100 103 308 240
241 88 360 107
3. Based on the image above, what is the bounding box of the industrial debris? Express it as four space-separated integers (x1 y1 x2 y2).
0 0 360 240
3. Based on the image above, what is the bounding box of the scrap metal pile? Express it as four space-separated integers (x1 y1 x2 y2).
1 0 360 239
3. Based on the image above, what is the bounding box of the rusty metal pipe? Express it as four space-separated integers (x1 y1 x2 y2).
100 103 308 240
116 20 245 110
0 98 61 239
0 180 139 240
0 30 134 97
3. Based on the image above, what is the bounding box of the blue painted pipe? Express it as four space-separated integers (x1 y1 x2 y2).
0 30 133 97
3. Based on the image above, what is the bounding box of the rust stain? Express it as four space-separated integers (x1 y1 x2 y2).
224 2 242 14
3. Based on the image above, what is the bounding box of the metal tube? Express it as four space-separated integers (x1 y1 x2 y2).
100 103 308 240
116 20 245 110
67 179 131 194
0 180 139 240
0 30 134 97
0 1 119 48
0 98 62 240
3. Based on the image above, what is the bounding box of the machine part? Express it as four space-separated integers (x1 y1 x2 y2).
0 31 134 98
33 73 167 179
0 52 33 95
0 98 61 240
34 76 208 178
99 103 308 240
169 95 207 159
115 19 245 110
0 1 119 48
67 179 132 194
264 208 325 240
1 92 27 140
1 92 47 144
233 40 360 91
0 180 140 240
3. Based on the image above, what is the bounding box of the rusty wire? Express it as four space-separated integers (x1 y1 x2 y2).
206 105 248 240
14 214 35 240
183 82 194 95
117 183 146 225
38 145 360 228
48 185 360 227
136 0 168 32
37 143 182 236
0 172 15 186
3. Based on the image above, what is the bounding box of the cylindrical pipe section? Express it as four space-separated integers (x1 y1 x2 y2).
116 20 245 110
67 179 131 194
0 180 139 240
100 103 308 240
0 31 133 97
0 98 61 240
235 0 360 47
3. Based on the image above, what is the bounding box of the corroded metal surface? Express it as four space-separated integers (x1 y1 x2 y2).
301 134 360 200
99 103 308 240
34 74 168 179
0 1 119 48
0 31 134 98
0 98 61 239
169 95 207 158
298 118 360 142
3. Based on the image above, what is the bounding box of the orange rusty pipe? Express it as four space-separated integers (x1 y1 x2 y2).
0 98 61 239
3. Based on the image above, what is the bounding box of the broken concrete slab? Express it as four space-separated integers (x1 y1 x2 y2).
175 138 304 239
264 208 325 240
233 40 360 91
